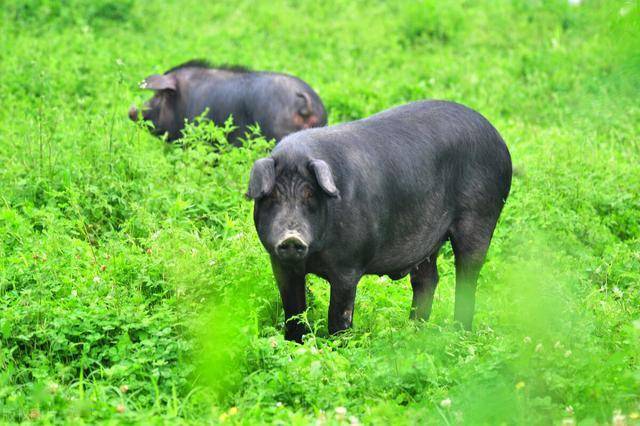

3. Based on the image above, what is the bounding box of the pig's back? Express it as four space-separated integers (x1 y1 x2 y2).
278 100 510 200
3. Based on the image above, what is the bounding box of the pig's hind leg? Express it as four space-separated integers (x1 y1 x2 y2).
409 249 441 321
449 214 499 330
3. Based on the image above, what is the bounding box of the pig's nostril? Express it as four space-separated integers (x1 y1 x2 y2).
276 237 308 260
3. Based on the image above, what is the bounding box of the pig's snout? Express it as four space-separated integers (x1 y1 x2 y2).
276 234 308 262
128 105 139 122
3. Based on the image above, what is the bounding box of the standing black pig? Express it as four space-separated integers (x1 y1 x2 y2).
246 100 512 342
129 60 327 144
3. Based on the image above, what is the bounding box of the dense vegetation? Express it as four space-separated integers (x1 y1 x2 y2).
1 0 639 424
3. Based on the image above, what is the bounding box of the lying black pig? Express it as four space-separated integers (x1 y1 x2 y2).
129 60 327 144
247 100 512 342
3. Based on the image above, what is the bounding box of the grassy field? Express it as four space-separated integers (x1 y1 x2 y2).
1 0 639 424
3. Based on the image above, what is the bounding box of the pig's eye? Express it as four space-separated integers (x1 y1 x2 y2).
267 191 279 203
302 187 314 201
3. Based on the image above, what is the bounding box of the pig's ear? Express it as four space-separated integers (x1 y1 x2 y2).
140 74 177 91
309 159 339 197
246 158 276 200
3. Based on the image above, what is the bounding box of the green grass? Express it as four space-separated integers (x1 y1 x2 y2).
1 0 639 424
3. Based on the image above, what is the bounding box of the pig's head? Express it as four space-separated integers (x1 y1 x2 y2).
247 156 339 264
129 73 183 141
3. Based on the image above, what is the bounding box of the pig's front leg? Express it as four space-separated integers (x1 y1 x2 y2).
271 258 308 343
328 272 362 335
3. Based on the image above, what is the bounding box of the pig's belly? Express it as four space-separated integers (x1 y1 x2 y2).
365 232 445 280
365 216 449 280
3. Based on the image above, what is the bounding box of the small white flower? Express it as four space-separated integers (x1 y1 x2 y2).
93 276 101 283
612 410 626 426
565 405 574 415
535 343 543 352
554 341 563 349
612 286 624 298
564 350 572 358
275 402 283 408
349 415 361 425
335 406 347 417
440 398 452 408
71 289 78 297
48 383 59 393
315 411 327 426
523 336 532 344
